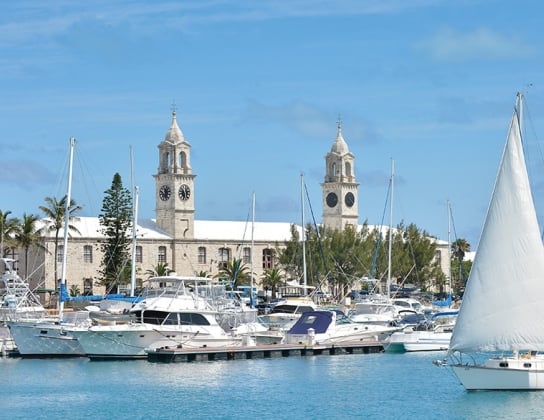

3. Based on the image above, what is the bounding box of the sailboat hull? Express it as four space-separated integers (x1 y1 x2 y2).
452 357 544 390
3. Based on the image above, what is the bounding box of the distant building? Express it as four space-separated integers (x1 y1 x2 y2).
18 111 449 301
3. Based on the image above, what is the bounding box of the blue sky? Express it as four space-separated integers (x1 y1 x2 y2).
1 0 544 249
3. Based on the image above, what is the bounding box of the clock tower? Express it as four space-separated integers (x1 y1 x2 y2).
322 121 359 231
154 109 196 239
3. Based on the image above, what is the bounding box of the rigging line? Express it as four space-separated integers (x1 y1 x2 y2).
370 178 391 279
303 180 329 278
448 205 468 284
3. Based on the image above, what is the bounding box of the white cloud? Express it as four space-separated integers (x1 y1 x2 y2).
418 27 536 61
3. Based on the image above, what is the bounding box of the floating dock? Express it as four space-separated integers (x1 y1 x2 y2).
146 340 384 363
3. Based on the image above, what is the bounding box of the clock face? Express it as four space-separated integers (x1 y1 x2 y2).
159 185 171 201
345 192 355 208
326 192 338 208
178 184 191 201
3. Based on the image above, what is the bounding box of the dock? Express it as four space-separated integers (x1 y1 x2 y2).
146 340 384 363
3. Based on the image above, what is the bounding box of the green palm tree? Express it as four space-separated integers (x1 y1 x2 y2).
15 213 42 278
196 270 211 278
145 262 172 278
216 258 250 289
0 209 20 258
39 196 82 283
261 267 284 299
451 238 471 287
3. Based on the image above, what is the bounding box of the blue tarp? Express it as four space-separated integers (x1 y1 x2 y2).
287 311 333 334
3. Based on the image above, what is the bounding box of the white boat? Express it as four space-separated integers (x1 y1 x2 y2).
385 311 457 353
0 258 47 354
284 310 397 345
7 138 89 357
69 276 243 360
0 258 45 322
446 93 544 390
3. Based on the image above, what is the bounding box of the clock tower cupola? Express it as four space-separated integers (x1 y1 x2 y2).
321 120 359 231
154 108 196 239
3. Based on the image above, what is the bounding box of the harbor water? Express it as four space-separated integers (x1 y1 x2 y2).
2 351 544 419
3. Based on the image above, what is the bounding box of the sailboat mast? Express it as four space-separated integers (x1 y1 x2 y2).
387 160 394 300
59 137 75 316
447 200 452 306
129 145 139 297
301 174 307 296
250 191 255 307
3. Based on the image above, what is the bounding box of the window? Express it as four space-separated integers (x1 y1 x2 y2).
243 247 251 264
218 247 230 270
158 246 167 264
83 278 93 295
198 247 207 264
262 249 273 269
57 245 64 263
136 246 143 263
83 245 93 263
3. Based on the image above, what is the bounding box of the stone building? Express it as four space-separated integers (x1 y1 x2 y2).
19 111 450 302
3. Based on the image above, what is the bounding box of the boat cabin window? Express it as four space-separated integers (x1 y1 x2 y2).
499 362 509 368
180 313 210 326
524 363 532 368
141 310 169 325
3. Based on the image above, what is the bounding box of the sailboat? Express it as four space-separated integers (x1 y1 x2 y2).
8 138 89 357
446 92 544 390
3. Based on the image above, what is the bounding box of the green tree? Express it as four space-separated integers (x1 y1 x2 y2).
97 173 133 293
39 196 82 282
146 262 172 277
0 209 20 258
196 270 211 278
216 258 250 289
261 267 284 299
451 238 471 288
69 284 81 297
14 213 42 278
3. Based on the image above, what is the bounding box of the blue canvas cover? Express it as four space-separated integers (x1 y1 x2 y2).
287 311 333 334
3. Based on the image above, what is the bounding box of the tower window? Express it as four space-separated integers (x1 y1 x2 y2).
136 246 143 263
179 152 187 168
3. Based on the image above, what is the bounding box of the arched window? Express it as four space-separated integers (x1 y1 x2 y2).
179 151 186 168
345 162 352 177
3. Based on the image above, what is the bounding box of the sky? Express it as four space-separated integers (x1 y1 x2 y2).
2 0 544 250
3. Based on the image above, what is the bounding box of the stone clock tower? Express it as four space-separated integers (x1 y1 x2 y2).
322 121 359 231
154 109 196 239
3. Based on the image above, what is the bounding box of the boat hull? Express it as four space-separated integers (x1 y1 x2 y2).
452 357 544 390
8 321 85 357
71 325 243 360
385 330 451 353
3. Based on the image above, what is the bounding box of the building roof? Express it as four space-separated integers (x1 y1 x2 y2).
39 216 301 243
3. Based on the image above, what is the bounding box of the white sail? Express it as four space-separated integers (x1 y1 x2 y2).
449 97 544 353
